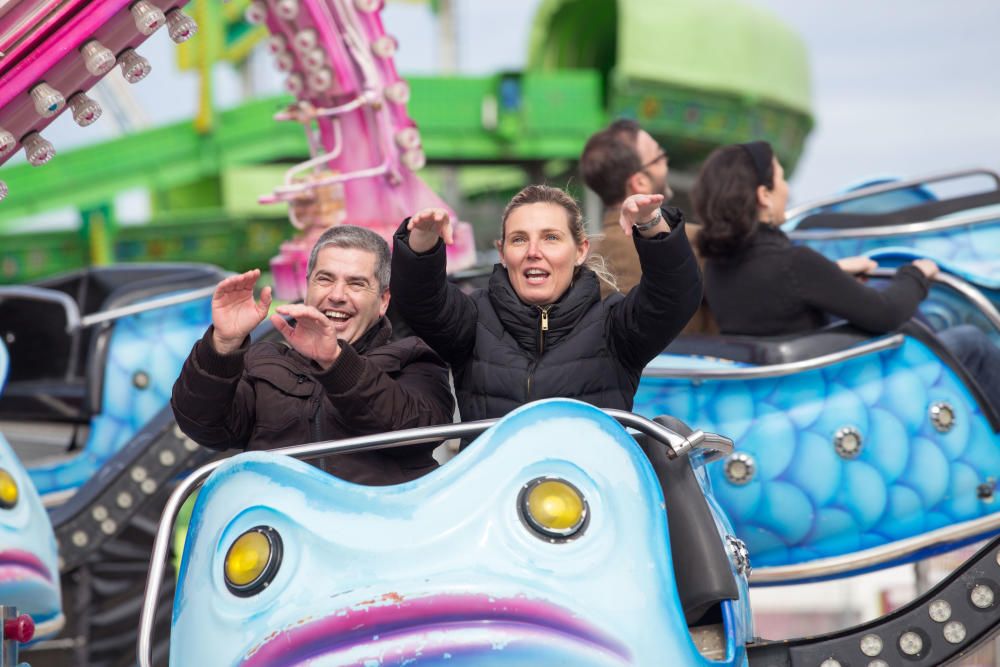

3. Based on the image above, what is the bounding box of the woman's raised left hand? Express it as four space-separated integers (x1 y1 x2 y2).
618 193 665 236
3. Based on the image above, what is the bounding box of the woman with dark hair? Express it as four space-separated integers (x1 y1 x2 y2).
390 184 702 421
693 141 1000 408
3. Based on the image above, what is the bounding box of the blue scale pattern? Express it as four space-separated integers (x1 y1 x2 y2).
634 336 1000 569
28 294 211 496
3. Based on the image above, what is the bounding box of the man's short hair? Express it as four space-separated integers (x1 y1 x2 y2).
579 118 643 207
307 225 391 291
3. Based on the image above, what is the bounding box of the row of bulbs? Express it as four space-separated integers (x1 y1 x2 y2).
0 3 199 201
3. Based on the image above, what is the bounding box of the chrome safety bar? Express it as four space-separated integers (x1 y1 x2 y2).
788 208 1000 241
751 510 1000 585
643 335 905 380
870 268 1000 333
0 285 215 332
136 410 733 667
784 167 1000 221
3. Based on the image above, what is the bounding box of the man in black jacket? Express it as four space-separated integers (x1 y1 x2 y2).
171 225 454 485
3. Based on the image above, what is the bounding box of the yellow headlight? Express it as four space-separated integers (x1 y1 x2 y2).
520 478 587 541
0 469 18 509
224 527 281 595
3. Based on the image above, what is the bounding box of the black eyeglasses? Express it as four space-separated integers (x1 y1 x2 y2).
637 150 668 172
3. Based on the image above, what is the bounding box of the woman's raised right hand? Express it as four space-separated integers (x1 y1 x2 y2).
210 269 272 354
407 207 454 253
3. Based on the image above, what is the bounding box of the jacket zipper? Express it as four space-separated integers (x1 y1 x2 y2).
307 380 323 443
526 306 551 400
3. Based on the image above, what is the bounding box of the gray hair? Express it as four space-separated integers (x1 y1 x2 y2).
307 225 391 291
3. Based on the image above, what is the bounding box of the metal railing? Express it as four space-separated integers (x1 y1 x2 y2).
788 207 1000 241
136 410 733 667
784 167 1000 221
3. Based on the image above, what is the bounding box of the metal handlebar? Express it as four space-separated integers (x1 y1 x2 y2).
136 410 732 667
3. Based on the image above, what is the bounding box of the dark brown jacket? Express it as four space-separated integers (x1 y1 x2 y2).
170 318 454 485
594 205 718 336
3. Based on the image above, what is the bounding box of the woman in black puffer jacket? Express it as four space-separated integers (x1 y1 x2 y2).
390 184 702 421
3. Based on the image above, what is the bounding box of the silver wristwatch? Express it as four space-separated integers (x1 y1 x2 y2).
633 208 662 233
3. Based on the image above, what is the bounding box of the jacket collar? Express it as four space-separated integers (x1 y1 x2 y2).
750 222 791 248
351 316 392 355
487 264 600 354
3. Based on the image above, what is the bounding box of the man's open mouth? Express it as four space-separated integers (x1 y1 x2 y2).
240 592 631 666
324 310 353 323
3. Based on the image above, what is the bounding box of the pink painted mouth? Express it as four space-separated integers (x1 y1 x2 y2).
0 550 54 584
239 592 631 666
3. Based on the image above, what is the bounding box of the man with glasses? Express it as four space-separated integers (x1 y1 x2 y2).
580 120 716 333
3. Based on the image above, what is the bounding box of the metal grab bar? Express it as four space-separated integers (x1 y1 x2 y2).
784 167 1000 220
0 284 215 332
136 410 733 667
788 207 1000 241
643 335 905 380
869 267 1000 333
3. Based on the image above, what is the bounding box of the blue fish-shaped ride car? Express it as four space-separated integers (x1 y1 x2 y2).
0 339 63 640
172 399 751 666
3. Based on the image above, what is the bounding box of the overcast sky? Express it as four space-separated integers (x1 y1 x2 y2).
28 0 1000 205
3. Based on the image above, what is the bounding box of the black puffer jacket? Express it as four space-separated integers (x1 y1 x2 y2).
171 317 454 485
390 210 702 421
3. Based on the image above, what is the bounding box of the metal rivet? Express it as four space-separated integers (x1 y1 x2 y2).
57 556 65 571
868 661 889 667
140 478 157 495
173 424 185 440
898 630 924 656
928 599 952 622
833 426 863 459
183 437 199 452
943 621 966 644
971 583 995 609
724 452 756 485
131 466 148 482
116 492 133 509
819 659 841 667
159 450 176 467
860 634 883 657
133 371 150 389
91 505 108 521
930 402 956 433
72 530 88 547
100 519 116 535
995 549 1000 567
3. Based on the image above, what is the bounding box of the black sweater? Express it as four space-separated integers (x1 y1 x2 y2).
704 224 930 336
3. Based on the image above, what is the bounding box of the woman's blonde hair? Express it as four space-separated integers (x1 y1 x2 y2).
498 184 618 292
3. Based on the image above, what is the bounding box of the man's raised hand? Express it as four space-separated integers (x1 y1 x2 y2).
407 207 454 253
211 269 272 354
270 304 342 370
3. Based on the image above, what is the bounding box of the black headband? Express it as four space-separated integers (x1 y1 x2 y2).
738 141 774 187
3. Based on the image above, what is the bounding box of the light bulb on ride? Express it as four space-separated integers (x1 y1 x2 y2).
307 69 332 94
0 128 15 159
118 48 152 83
301 48 327 72
292 29 317 53
268 35 287 55
354 0 383 12
0 180 7 201
29 82 65 118
166 9 198 43
394 127 421 150
372 35 397 58
384 80 410 104
285 74 304 95
22 132 55 166
69 93 102 127
274 0 299 20
274 52 295 73
130 0 166 35
80 40 116 76
402 148 426 171
245 0 267 24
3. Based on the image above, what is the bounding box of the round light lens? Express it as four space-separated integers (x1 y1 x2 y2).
0 469 18 508
520 478 587 541
971 583 995 609
943 620 966 644
224 526 281 595
898 630 924 656
928 599 952 622
859 634 883 657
